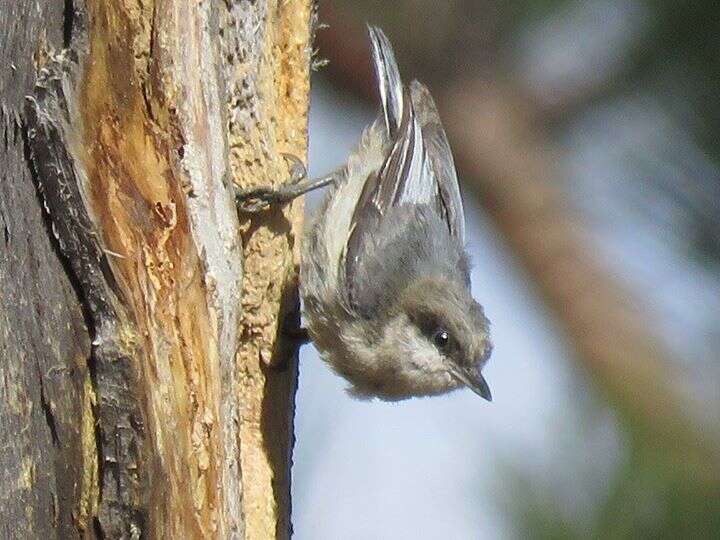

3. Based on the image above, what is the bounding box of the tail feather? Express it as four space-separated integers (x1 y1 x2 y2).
368 26 404 136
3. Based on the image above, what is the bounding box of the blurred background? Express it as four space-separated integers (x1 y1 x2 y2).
291 1 720 538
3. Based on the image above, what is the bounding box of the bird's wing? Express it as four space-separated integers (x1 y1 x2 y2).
344 28 466 304
410 80 465 242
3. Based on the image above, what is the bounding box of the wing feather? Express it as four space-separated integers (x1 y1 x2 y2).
344 28 466 305
410 81 465 242
368 26 403 136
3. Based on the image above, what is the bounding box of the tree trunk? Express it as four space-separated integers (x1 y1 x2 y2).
1 0 312 538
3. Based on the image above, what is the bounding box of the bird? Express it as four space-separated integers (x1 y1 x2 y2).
237 26 493 401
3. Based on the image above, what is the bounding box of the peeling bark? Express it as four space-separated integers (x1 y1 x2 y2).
3 0 312 537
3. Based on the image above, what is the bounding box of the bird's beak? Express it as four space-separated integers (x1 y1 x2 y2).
450 365 492 402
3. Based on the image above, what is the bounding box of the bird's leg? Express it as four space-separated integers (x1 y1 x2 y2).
235 153 336 213
284 325 310 345
267 309 311 372
280 301 311 346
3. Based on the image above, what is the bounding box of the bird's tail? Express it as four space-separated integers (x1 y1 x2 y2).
368 26 404 137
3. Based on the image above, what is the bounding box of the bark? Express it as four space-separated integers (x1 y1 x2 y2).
1 0 312 538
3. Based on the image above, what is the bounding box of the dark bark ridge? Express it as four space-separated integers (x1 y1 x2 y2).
24 26 149 540
1 0 99 537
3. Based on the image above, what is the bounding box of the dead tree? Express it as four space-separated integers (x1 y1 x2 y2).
1 1 312 537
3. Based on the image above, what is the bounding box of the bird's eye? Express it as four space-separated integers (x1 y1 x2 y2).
434 330 450 348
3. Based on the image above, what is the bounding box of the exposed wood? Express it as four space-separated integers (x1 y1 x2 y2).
3 0 312 537
230 2 313 538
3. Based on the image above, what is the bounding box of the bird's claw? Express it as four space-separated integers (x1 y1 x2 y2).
235 153 307 213
281 152 308 184
235 188 276 213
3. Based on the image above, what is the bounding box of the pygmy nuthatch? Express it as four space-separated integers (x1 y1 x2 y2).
237 26 493 401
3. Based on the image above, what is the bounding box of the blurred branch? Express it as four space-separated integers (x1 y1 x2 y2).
441 78 720 469
316 4 720 480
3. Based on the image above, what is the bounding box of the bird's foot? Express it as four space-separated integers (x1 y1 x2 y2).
235 153 307 213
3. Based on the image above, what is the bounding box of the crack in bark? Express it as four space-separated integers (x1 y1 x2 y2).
63 0 75 48
37 366 61 447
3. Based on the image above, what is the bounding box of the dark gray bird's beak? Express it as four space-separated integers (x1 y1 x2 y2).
449 365 492 402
